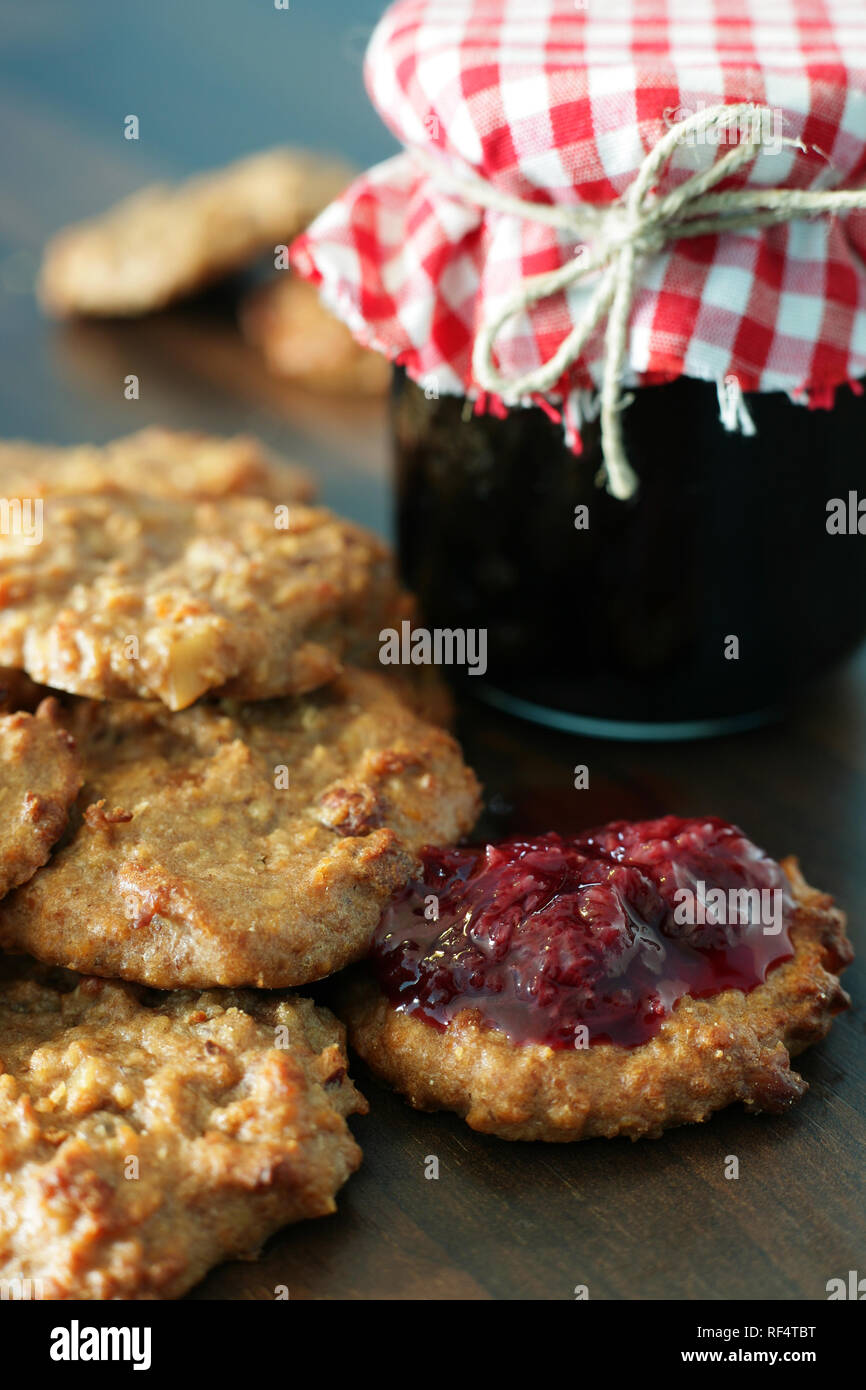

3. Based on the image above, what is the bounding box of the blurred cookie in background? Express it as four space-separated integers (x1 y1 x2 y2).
39 148 355 318
242 275 390 396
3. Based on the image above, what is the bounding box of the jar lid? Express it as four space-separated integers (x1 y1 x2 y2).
293 0 866 494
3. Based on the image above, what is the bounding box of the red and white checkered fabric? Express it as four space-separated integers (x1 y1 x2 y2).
292 0 866 431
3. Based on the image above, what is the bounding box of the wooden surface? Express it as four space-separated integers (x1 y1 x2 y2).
1 0 863 1302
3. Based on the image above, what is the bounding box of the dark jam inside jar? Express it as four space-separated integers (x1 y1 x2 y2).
371 816 795 1049
393 371 866 736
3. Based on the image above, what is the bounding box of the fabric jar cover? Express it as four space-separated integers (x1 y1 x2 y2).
291 0 866 451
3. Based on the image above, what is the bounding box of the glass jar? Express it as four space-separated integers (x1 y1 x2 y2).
393 371 866 739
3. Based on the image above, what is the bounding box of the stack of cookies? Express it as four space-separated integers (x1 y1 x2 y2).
0 427 481 1299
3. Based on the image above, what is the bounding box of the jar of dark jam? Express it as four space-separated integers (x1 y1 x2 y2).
393 370 866 738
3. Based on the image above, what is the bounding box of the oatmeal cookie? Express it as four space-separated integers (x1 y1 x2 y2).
0 957 366 1299
39 148 354 317
337 829 852 1141
0 699 81 899
390 666 456 729
0 428 312 504
241 276 390 395
0 669 481 989
0 493 407 708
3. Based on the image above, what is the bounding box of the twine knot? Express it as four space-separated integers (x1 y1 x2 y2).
417 103 866 499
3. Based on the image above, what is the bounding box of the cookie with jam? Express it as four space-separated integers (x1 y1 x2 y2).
336 817 852 1141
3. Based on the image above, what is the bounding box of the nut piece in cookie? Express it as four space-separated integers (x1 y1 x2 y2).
39 147 354 317
0 494 408 708
242 276 391 396
0 698 82 899
0 428 313 505
336 819 853 1141
0 957 366 1299
0 669 481 989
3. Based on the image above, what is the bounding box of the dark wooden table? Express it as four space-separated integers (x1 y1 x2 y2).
1 0 863 1301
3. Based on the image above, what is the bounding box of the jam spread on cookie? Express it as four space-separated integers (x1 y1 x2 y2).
371 816 796 1048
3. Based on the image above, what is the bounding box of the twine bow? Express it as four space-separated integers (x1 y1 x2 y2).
417 103 866 499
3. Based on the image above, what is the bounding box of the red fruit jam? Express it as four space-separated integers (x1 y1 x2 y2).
371 817 796 1048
